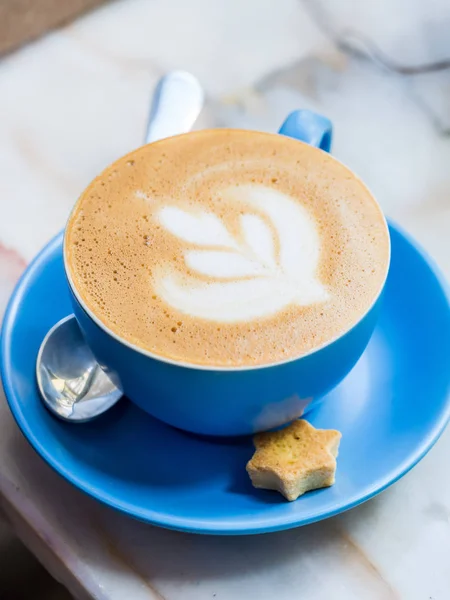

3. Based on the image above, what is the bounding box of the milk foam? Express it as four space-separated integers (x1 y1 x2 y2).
154 185 329 322
66 128 390 366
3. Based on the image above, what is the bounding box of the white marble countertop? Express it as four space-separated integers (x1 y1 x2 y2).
1 0 450 598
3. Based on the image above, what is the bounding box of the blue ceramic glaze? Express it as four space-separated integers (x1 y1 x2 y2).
1 222 449 534
65 110 389 436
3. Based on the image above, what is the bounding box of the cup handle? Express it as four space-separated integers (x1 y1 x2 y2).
278 110 333 153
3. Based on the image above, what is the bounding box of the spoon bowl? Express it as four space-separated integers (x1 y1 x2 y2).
36 315 122 422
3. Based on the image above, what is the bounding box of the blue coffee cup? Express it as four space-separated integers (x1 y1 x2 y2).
65 110 390 436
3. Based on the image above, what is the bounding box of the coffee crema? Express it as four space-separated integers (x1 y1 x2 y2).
65 129 389 367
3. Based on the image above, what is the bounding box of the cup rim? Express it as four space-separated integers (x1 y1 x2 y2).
63 128 391 373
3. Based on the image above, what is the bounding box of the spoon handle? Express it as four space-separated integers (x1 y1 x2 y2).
145 71 204 145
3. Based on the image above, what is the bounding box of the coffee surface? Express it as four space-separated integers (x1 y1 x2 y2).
65 129 389 366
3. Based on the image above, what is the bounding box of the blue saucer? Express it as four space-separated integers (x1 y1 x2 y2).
2 224 450 535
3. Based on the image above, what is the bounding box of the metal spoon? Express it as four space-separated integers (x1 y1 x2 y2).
36 71 204 422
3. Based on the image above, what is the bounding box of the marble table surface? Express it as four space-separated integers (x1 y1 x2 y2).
1 0 450 598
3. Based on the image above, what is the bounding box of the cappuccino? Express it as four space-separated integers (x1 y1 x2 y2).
65 129 389 366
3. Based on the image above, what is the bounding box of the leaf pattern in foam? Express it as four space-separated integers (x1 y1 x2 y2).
155 271 327 322
158 206 237 248
185 250 268 279
155 275 299 321
240 214 277 269
231 185 321 279
154 185 329 322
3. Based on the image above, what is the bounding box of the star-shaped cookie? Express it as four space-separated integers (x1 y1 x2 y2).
246 420 341 501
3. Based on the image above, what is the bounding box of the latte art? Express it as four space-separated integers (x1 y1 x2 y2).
65 129 390 366
154 185 328 322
